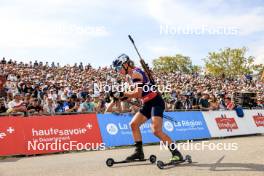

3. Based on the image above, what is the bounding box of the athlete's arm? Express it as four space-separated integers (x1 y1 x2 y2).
124 72 143 98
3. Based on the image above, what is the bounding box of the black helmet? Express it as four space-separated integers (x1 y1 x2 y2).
112 54 131 72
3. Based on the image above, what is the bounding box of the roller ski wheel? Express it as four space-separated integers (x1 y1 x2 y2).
156 155 192 169
106 154 157 167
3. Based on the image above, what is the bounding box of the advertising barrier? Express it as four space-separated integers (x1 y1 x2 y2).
97 112 211 147
202 110 264 137
97 113 159 147
0 118 25 156
244 110 264 134
23 114 103 154
163 112 211 141
0 114 102 156
1 110 263 156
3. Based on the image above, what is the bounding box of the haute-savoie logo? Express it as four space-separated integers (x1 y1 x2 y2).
253 113 264 127
0 127 15 140
215 115 238 132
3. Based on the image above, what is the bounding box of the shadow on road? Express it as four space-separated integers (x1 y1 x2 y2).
195 155 264 172
108 156 264 172
162 155 264 172
0 157 21 163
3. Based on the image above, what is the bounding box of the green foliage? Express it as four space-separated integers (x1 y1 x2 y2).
153 54 193 73
152 47 262 77
191 65 202 73
203 47 257 77
253 64 264 75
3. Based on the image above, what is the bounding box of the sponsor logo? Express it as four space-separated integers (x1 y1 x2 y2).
31 123 93 137
253 113 264 127
164 121 174 132
215 115 238 132
0 127 15 140
0 131 6 139
106 123 119 135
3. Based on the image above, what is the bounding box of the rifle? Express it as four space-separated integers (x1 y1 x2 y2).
128 35 155 85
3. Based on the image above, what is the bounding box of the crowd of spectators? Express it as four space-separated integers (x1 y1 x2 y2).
0 57 263 116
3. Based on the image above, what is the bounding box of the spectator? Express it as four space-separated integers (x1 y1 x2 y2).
199 93 210 111
1 57 6 64
0 98 7 113
7 93 27 114
174 95 184 110
209 94 219 110
27 98 43 114
65 96 76 112
0 58 262 115
224 97 235 110
192 92 202 109
80 96 95 112
43 97 56 115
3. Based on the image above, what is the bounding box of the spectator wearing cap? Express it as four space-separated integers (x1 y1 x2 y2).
0 58 263 114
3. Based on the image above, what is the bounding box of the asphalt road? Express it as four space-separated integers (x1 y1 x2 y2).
0 135 263 176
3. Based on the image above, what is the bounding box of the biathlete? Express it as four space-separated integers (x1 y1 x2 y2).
112 54 183 162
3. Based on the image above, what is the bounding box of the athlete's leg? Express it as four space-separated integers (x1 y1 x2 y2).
130 112 148 141
151 116 172 143
151 116 183 161
126 112 148 160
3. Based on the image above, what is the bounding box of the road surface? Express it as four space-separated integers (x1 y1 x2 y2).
0 135 263 176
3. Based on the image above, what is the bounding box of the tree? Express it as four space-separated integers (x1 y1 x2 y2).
253 64 264 81
153 54 193 73
191 65 202 74
253 64 264 75
203 47 257 77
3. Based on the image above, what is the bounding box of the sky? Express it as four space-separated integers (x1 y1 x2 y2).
0 0 264 67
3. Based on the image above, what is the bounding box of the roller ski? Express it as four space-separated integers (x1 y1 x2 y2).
106 155 157 167
156 155 192 169
106 144 156 167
